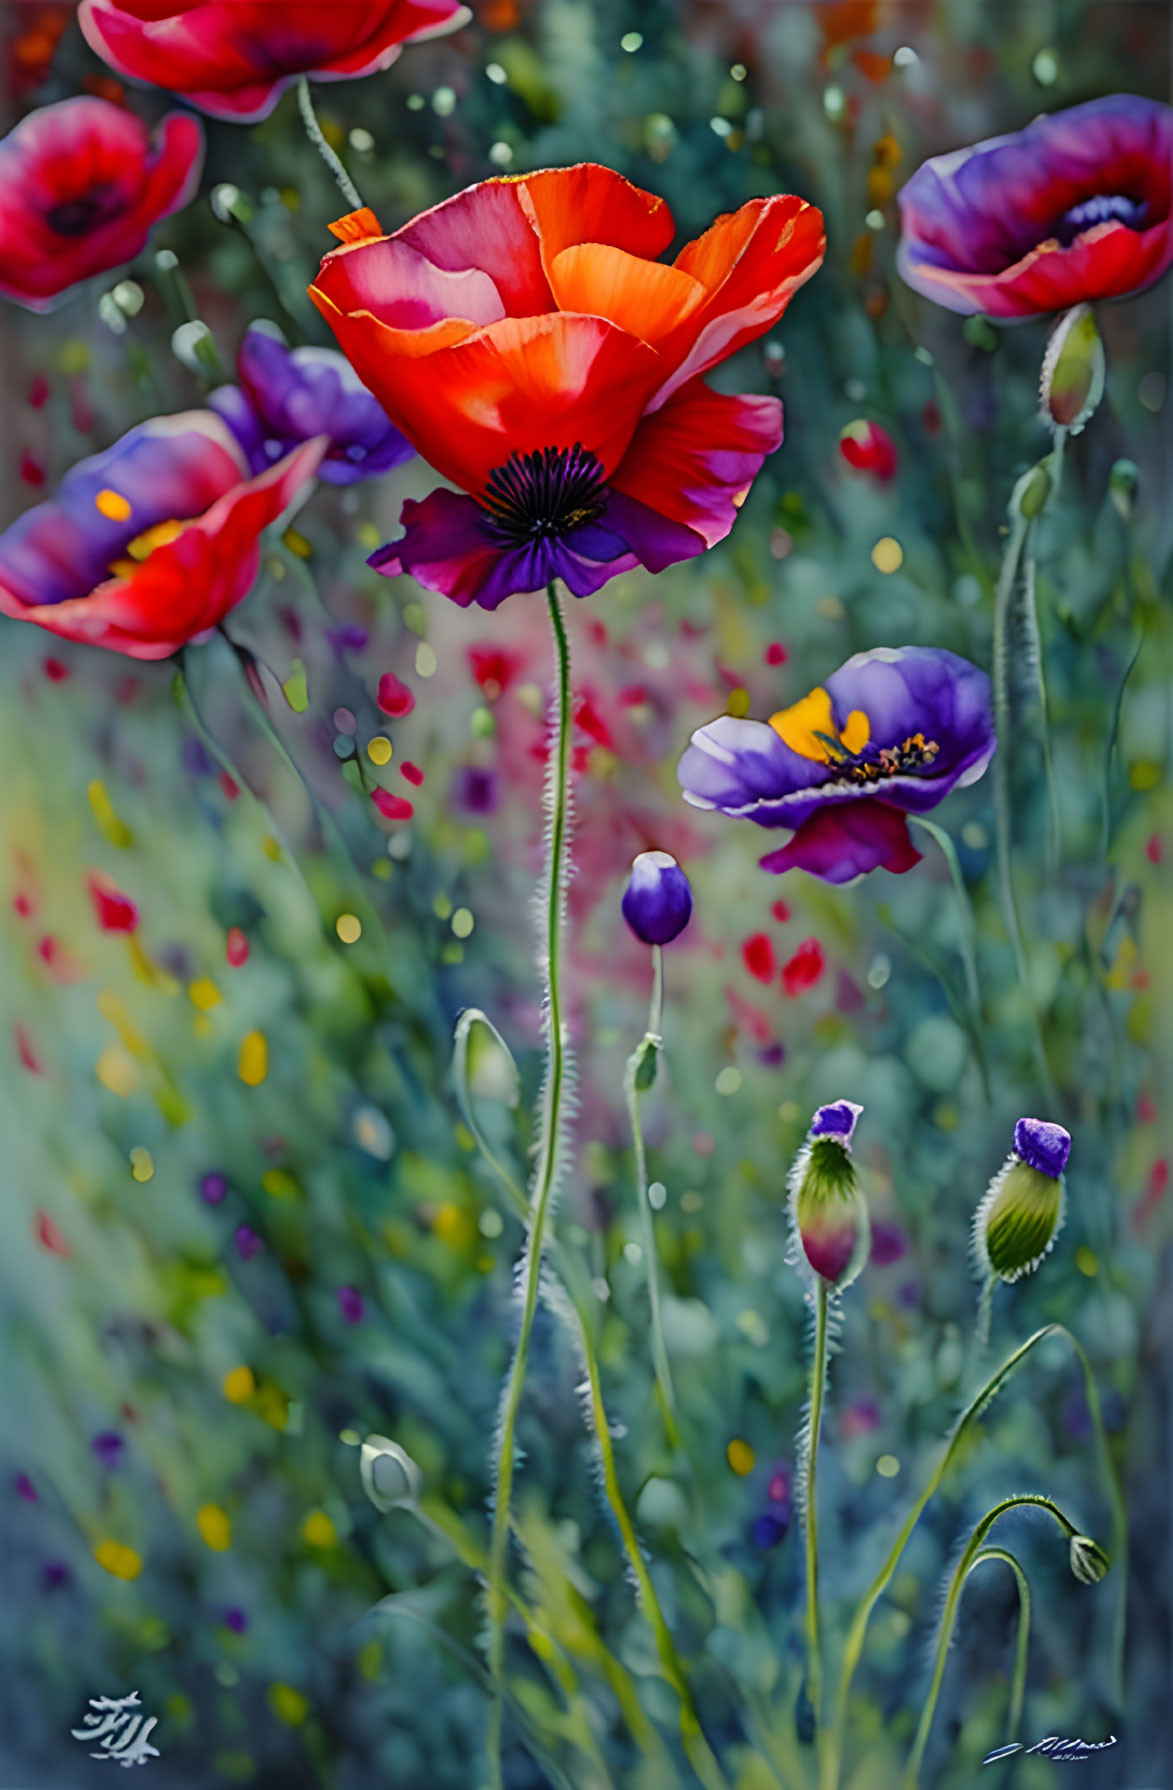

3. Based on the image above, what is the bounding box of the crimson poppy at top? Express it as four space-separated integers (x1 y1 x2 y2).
0 96 203 312
308 165 825 609
677 647 994 885
0 413 325 659
78 0 472 124
898 94 1173 319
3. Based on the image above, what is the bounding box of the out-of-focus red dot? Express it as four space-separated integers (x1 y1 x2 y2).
1146 834 1162 864
575 694 612 748
87 871 138 934
218 771 240 801
619 684 648 707
15 1023 42 1074
589 619 608 645
226 927 249 968
1137 1093 1157 1125
782 937 825 995
742 932 776 984
19 449 45 487
35 1209 70 1256
37 935 87 982
771 898 791 923
377 672 415 717
29 374 50 410
401 762 424 787
372 789 413 821
922 400 942 435
14 893 32 919
44 656 69 682
765 642 787 666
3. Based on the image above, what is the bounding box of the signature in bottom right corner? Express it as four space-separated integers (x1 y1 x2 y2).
983 1733 1118 1765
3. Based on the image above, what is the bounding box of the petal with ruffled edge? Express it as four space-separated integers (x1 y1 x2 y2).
609 379 783 547
758 802 923 884
0 436 325 659
368 485 703 611
651 194 826 404
79 0 471 123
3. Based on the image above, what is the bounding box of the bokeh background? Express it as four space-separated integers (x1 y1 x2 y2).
1 2 1171 1786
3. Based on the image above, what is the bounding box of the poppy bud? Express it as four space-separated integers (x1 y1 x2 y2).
360 1435 421 1513
1068 1534 1110 1585
787 1100 870 1289
838 419 898 481
973 1117 1070 1284
1040 302 1105 435
621 851 693 947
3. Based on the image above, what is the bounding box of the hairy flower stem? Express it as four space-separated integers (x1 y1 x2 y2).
991 507 1058 1106
899 1539 1031 1790
803 1280 830 1772
820 1322 1123 1790
485 584 574 1790
902 1497 1078 1789
625 944 679 1449
297 76 364 212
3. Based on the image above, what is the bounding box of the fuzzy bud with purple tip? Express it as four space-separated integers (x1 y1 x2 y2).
787 1100 870 1290
621 851 693 947
973 1116 1070 1284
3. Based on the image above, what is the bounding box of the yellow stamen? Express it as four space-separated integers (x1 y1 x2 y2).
769 689 872 764
95 489 132 522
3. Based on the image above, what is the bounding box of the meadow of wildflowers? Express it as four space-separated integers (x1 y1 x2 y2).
0 4 1169 1788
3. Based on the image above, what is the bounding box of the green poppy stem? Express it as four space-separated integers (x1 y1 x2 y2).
804 1279 830 1771
297 76 364 213
485 584 574 1790
624 943 679 1449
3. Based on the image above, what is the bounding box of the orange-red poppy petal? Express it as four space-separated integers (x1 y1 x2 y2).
393 175 554 315
654 194 825 402
312 234 507 329
547 242 706 347
517 164 675 278
609 378 783 547
314 310 663 493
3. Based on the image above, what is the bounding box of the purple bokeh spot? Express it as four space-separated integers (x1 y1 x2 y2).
869 1220 908 1266
200 1172 228 1204
91 1431 125 1468
337 1285 364 1324
750 1511 789 1550
234 1224 262 1261
42 1560 70 1590
224 1606 248 1633
15 1472 38 1503
452 765 499 817
1014 1116 1071 1178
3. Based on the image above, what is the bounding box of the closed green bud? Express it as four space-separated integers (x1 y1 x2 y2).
360 1435 421 1513
1040 302 1105 435
788 1101 870 1290
973 1117 1069 1284
1069 1534 1110 1585
1015 463 1052 520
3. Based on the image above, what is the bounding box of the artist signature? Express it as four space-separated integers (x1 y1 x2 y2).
983 1734 1118 1765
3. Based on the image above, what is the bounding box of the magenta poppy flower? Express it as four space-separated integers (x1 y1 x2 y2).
79 0 472 125
0 413 324 660
0 96 203 313
209 327 413 487
677 647 993 884
898 95 1173 319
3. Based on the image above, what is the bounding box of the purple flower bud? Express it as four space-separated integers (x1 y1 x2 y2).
621 851 693 947
809 1100 862 1141
1013 1117 1071 1179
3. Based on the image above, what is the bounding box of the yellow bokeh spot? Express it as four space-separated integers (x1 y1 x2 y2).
88 779 134 849
223 1365 255 1404
336 913 362 944
95 488 132 522
433 1202 475 1249
261 835 283 862
726 687 751 718
96 1045 139 1096
188 977 221 1012
770 686 870 765
261 1168 298 1198
871 535 904 574
197 1503 232 1551
283 527 312 558
876 1454 901 1478
94 1539 142 1580
358 522 382 551
1129 760 1160 791
301 1509 337 1549
267 1683 309 1728
256 1385 289 1431
1075 1245 1100 1278
239 1031 267 1086
130 1146 154 1183
451 907 474 939
726 1438 755 1476
367 735 392 766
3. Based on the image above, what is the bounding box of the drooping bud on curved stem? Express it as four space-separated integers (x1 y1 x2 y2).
788 1100 870 1291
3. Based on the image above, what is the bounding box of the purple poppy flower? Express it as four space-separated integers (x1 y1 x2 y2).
621 851 693 946
209 327 414 488
677 647 994 885
898 95 1173 319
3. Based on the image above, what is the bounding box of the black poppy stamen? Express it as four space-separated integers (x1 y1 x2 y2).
481 443 608 546
1055 193 1148 247
844 732 941 785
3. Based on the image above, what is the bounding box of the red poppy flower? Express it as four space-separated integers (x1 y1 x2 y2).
0 413 325 660
0 96 203 312
78 0 473 124
309 165 825 609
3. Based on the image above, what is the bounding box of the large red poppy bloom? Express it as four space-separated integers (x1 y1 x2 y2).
0 96 203 312
0 414 325 659
309 165 825 609
78 0 472 123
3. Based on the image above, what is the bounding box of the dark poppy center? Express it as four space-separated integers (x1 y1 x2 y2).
44 189 117 238
481 444 607 546
1055 193 1148 247
842 733 941 785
